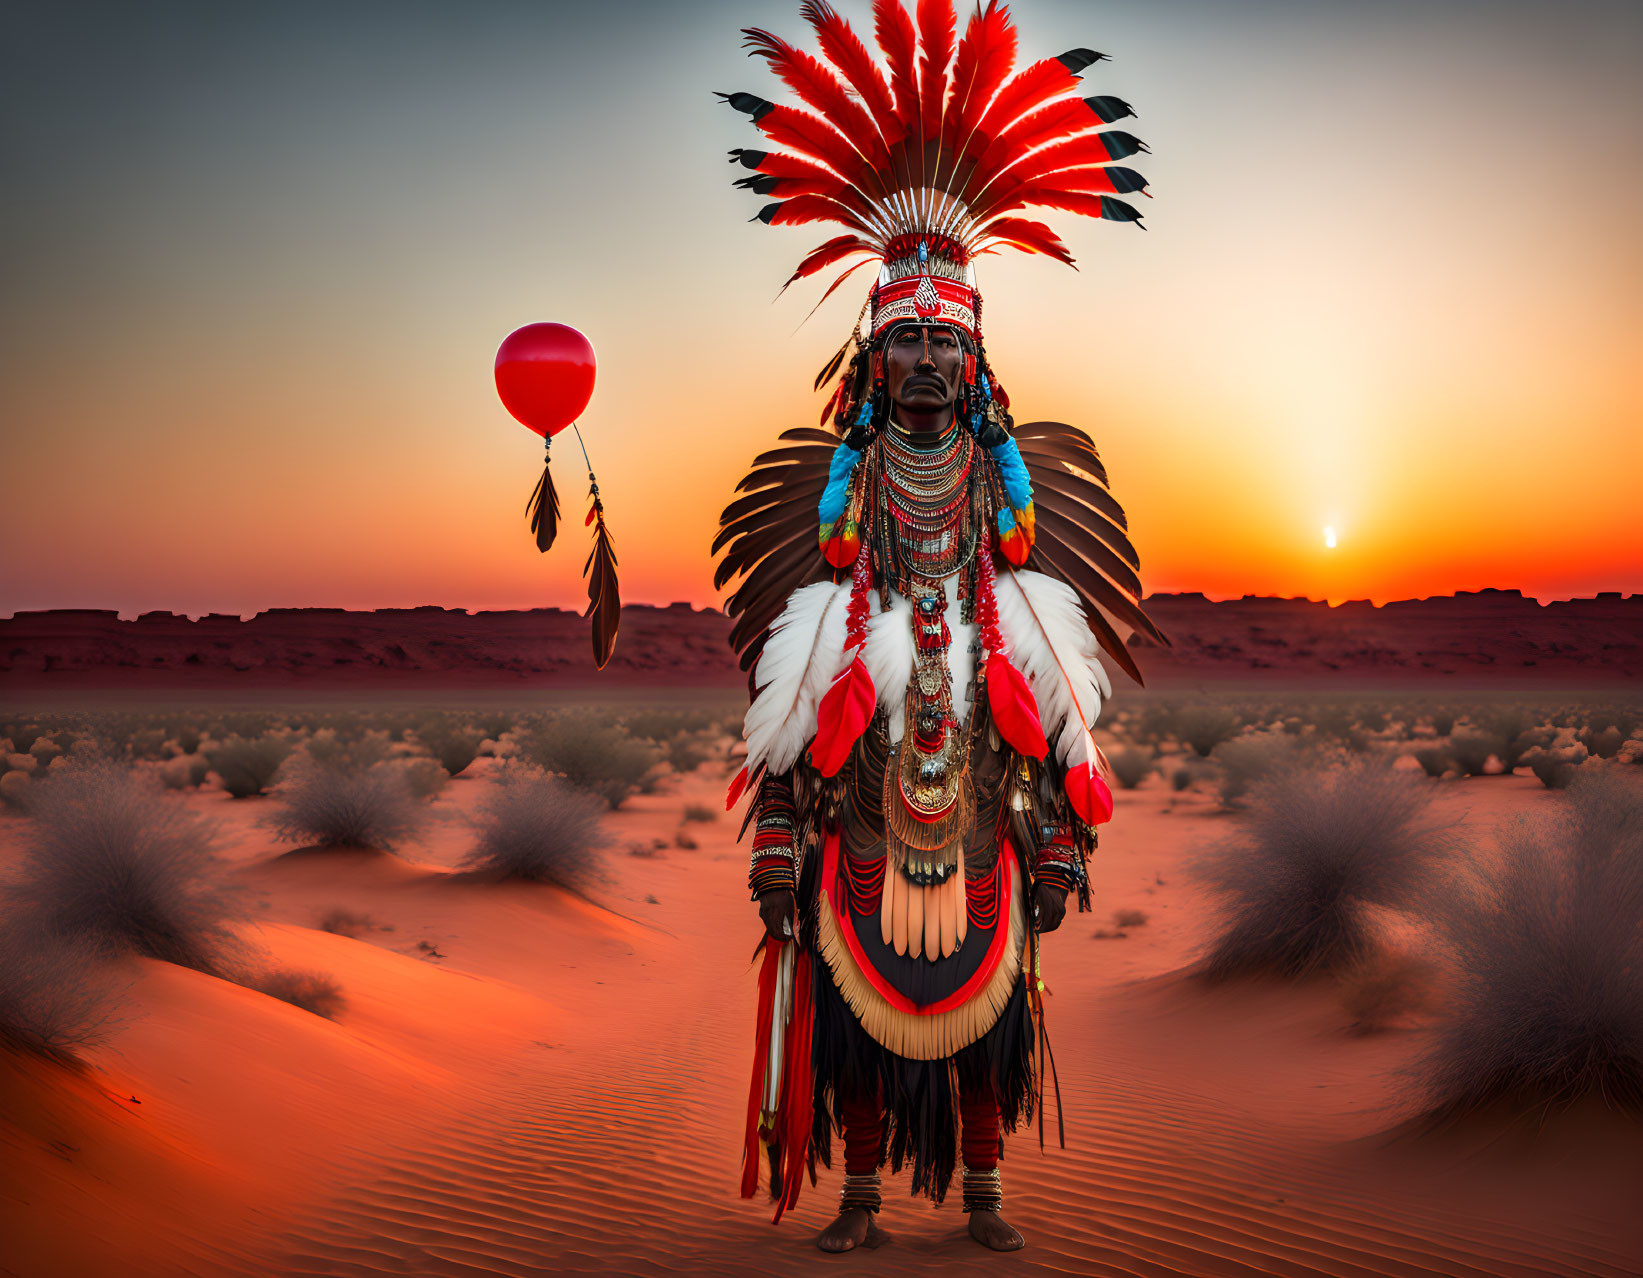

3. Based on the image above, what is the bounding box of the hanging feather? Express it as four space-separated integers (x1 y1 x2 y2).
526 457 560 553
582 484 620 670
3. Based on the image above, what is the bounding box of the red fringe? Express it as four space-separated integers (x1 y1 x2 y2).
772 947 815 1223
741 937 784 1199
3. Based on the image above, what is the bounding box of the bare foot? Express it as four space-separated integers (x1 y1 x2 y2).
816 1208 890 1253
968 1209 1025 1251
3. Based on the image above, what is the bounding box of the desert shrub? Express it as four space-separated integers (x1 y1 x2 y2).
1447 731 1505 778
1112 908 1149 929
267 757 427 851
1522 743 1587 790
0 917 121 1062
519 716 662 809
207 735 292 798
396 756 449 802
1195 760 1449 981
462 768 609 887
1415 769 1643 1118
304 728 393 770
317 908 377 937
1580 725 1624 760
1412 746 1454 779
675 829 699 850
622 709 721 741
682 803 717 823
663 736 713 774
1428 709 1456 738
9 763 243 975
1213 734 1298 809
417 717 483 777
1170 766 1194 792
29 739 62 769
159 754 211 791
3 724 42 754
1107 746 1154 791
1174 704 1242 758
252 968 345 1019
171 724 204 755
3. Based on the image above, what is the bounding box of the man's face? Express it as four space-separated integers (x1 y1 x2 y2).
883 324 964 417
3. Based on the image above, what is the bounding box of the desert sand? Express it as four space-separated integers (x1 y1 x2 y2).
5 721 1641 1278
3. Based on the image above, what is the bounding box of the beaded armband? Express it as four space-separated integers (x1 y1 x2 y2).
1033 822 1087 901
746 773 799 899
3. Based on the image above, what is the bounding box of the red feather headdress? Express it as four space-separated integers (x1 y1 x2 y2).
722 0 1147 336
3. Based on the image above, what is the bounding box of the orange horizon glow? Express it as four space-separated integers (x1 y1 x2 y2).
3 2 1639 622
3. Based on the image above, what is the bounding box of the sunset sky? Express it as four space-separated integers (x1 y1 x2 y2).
3 0 1639 620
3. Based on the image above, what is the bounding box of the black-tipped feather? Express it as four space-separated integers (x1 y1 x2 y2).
527 461 561 553
583 493 620 670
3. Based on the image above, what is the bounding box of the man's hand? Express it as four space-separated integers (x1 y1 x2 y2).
1032 883 1067 934
758 888 796 941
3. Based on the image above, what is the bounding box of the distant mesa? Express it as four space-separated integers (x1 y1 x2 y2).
0 593 1636 690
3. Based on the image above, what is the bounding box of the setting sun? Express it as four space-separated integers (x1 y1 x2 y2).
1324 526 1338 550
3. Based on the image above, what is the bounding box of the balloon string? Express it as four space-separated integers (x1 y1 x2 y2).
571 422 594 476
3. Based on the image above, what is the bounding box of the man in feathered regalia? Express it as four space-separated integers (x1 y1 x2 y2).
715 0 1164 1254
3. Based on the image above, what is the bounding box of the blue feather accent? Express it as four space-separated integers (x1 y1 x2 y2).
817 443 862 526
988 435 1033 512
996 505 1017 534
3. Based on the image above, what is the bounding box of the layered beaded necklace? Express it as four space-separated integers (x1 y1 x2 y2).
877 420 978 592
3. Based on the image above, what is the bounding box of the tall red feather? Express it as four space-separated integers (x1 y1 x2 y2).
751 103 875 187
873 0 919 127
786 233 873 285
744 28 889 169
942 1 1016 154
915 0 955 142
803 1 903 146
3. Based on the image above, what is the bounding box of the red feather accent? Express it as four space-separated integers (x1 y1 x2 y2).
741 937 783 1199
1066 757 1115 825
974 98 1105 186
986 650 1049 759
802 1 903 147
808 257 875 309
743 27 889 169
873 0 919 127
810 654 876 777
786 233 872 285
974 216 1075 265
726 764 751 811
915 0 955 142
736 150 846 182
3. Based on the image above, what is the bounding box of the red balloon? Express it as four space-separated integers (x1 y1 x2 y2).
494 322 596 438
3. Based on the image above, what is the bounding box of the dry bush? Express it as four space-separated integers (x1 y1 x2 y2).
461 768 609 887
1580 725 1624 760
159 754 211 791
267 757 427 851
675 829 699 850
1447 731 1505 778
9 763 244 975
1169 766 1194 793
416 716 484 777
0 917 122 1062
1112 908 1149 929
1195 760 1449 981
396 756 449 802
1428 709 1457 738
1213 734 1299 809
206 735 292 798
682 804 718 824
1174 704 1242 758
1415 769 1643 1118
304 728 394 770
1412 746 1454 779
3 724 42 754
252 968 345 1019
317 908 377 937
1107 746 1155 791
519 716 662 809
1522 743 1588 790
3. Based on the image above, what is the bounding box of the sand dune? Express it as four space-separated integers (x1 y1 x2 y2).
4 762 1640 1277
